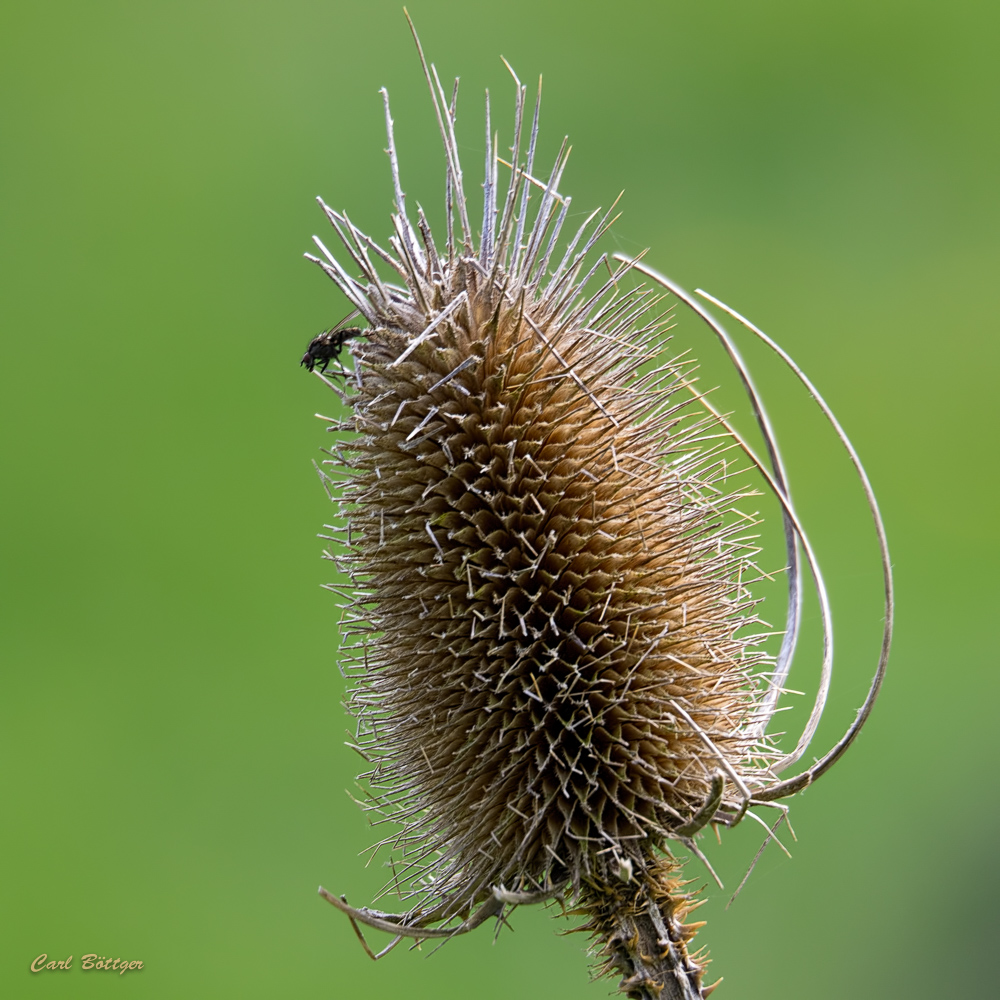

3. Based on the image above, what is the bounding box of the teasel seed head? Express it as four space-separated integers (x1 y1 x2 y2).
307 16 893 999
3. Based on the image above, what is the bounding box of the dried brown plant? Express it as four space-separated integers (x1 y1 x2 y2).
303 15 892 999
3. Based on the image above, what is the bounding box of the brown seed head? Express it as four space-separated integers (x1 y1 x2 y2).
313 88 776 918
338 263 775 904
307 20 892 997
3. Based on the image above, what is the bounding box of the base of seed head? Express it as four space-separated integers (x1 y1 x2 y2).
300 326 364 373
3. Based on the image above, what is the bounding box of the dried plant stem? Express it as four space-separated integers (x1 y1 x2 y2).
576 859 717 1000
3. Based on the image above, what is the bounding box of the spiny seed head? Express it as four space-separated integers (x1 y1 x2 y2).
312 73 775 916
307 23 892 996
338 271 774 902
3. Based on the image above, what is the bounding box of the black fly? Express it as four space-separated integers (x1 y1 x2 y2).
300 327 364 374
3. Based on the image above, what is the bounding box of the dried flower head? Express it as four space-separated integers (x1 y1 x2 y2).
304 17 892 999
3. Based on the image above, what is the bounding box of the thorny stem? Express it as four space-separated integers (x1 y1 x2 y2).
575 860 718 1000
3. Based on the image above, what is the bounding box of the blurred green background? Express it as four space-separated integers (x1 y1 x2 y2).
2 1 997 997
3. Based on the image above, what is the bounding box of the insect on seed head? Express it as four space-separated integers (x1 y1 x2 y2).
300 327 365 373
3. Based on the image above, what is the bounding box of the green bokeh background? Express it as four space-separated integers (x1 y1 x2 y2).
3 1 997 997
